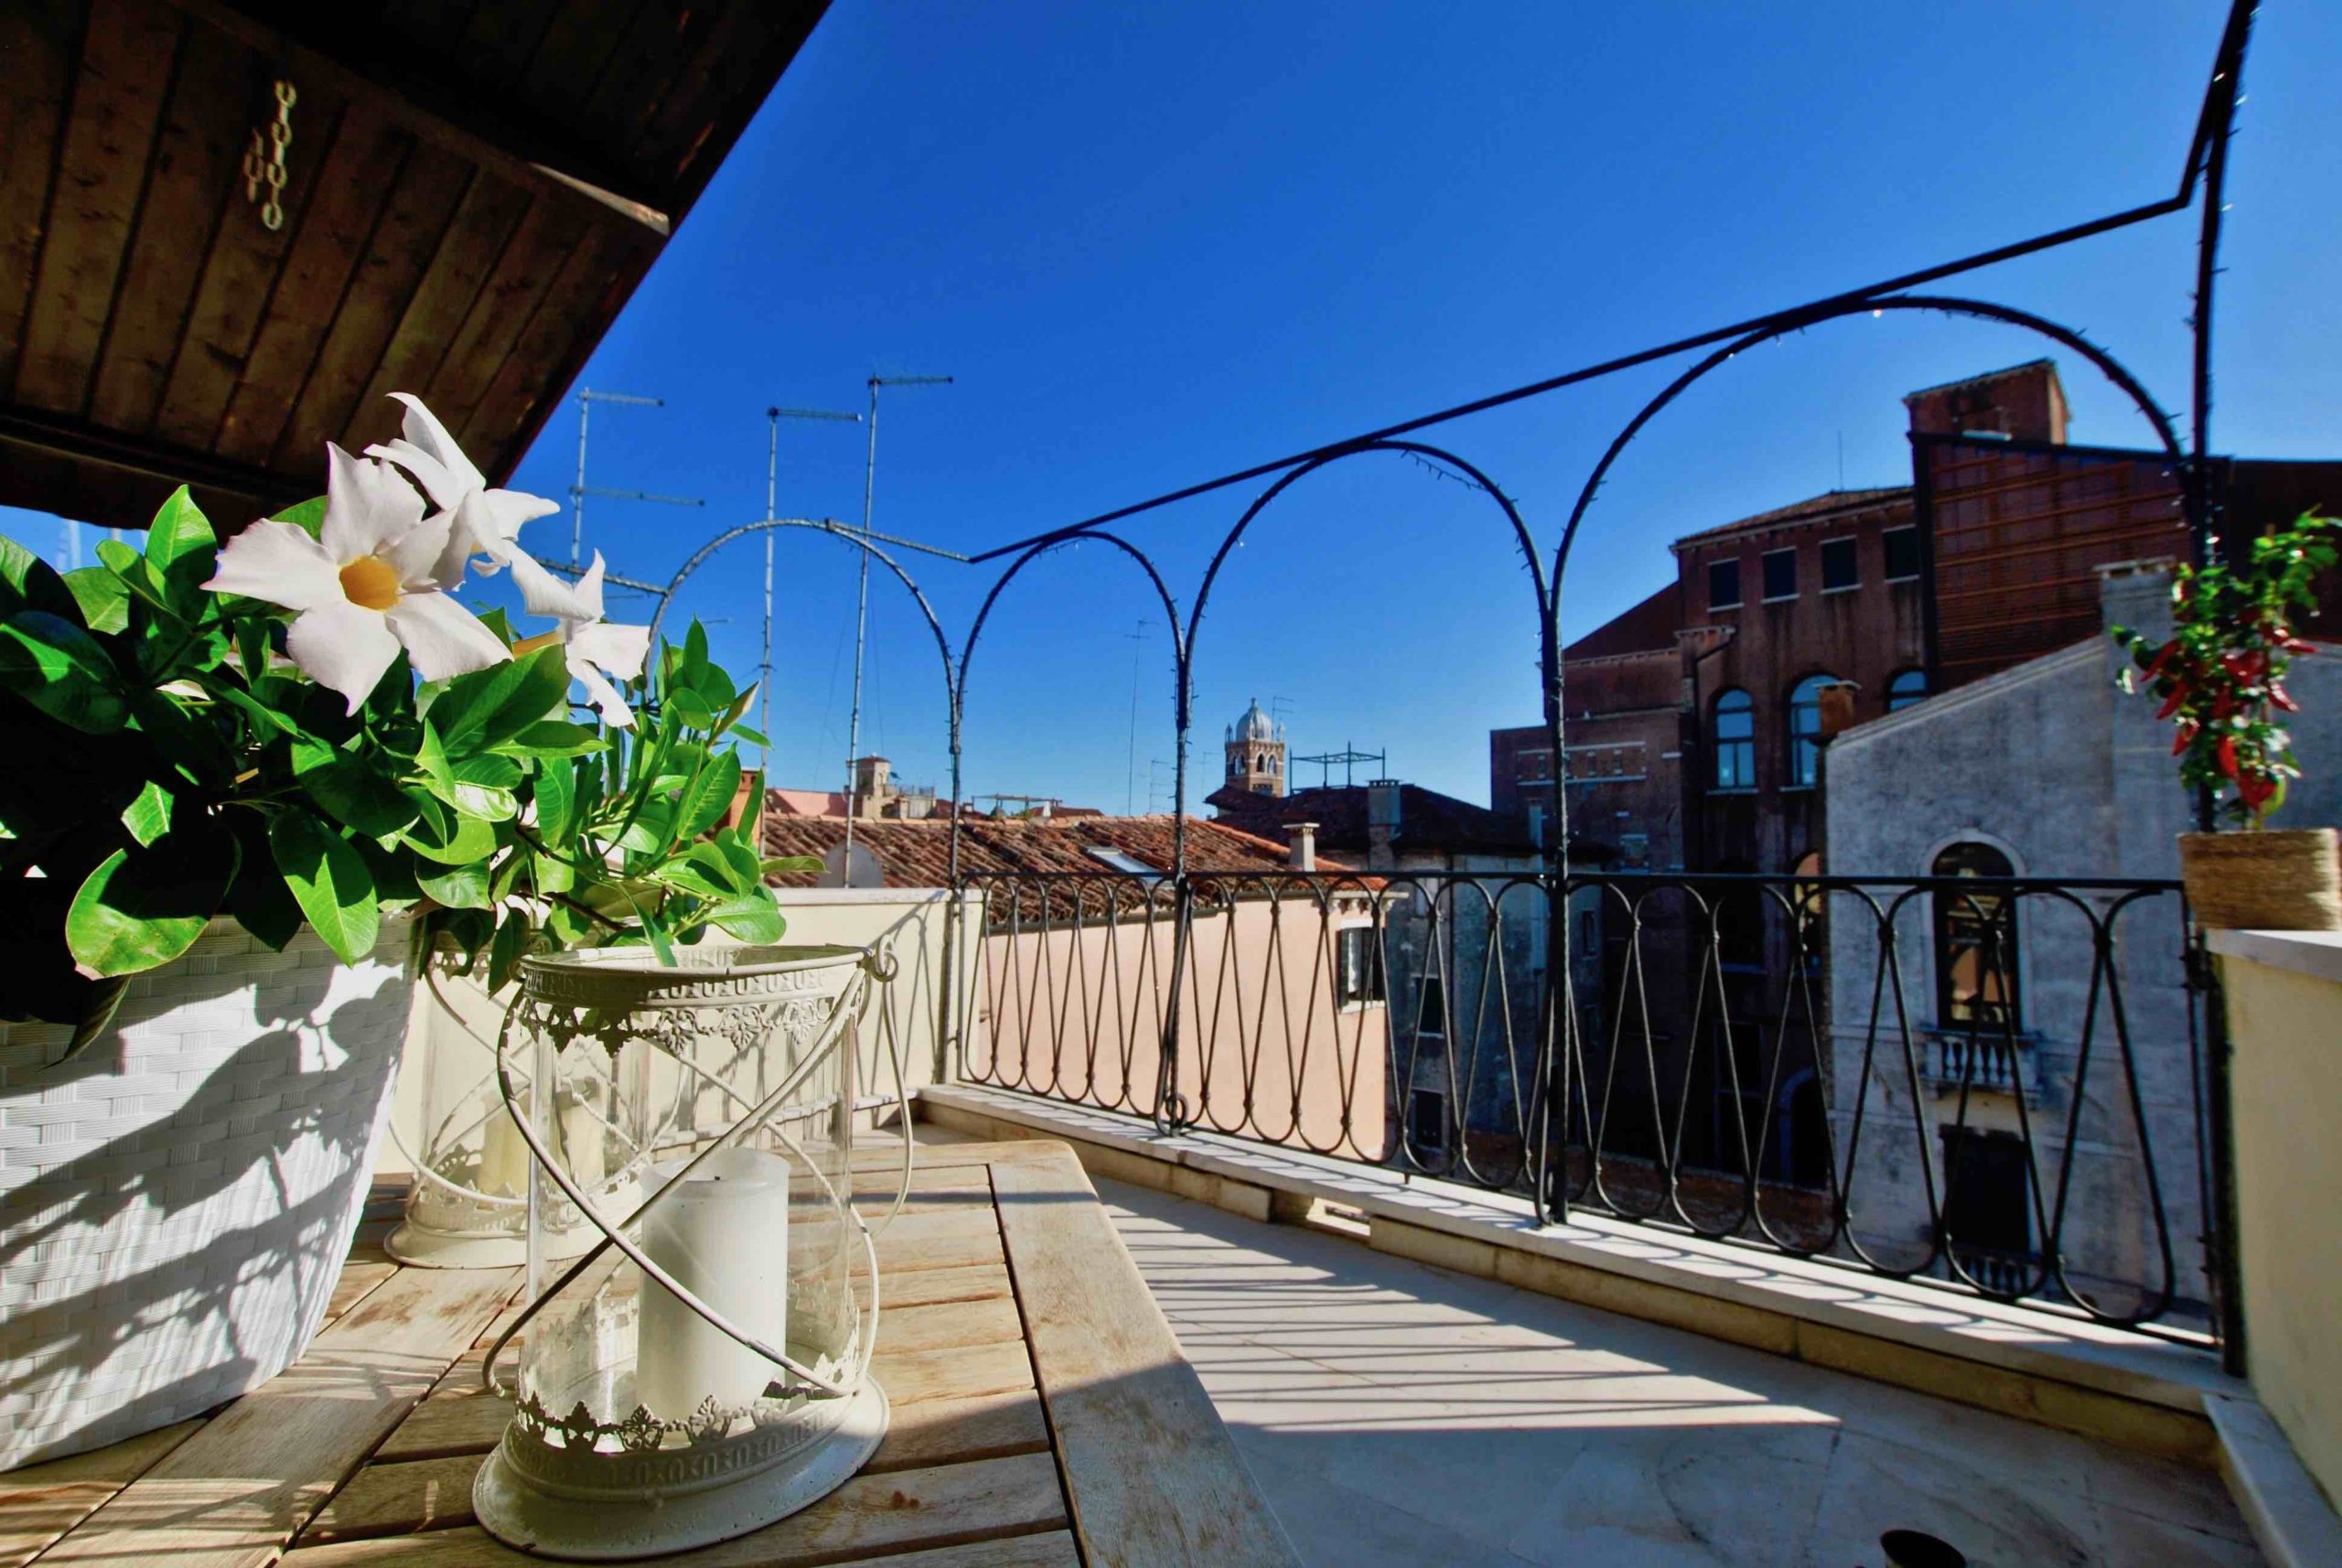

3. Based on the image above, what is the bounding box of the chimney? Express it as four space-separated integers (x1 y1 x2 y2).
1287 822 1318 871
1365 779 1402 871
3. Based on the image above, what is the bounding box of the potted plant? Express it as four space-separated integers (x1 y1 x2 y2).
0 395 795 1467
2112 509 2341 931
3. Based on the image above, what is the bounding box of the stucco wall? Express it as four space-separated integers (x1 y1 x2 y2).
2213 931 2342 1511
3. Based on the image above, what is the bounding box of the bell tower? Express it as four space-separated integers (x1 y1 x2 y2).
1224 698 1285 796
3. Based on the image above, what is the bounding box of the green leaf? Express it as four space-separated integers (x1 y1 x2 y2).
425 646 569 754
197 673 301 739
447 757 520 822
676 751 742 840
534 756 577 843
62 567 131 634
122 780 174 847
224 812 302 950
269 812 380 964
417 861 492 910
309 759 423 838
704 892 785 944
416 719 458 797
663 688 715 726
0 535 79 622
66 824 239 979
0 611 130 733
144 488 216 608
729 725 770 747
488 907 532 992
402 793 498 865
271 497 328 538
493 720 606 758
762 854 824 876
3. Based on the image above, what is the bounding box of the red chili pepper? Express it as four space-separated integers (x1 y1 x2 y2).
2156 684 2190 721
2173 723 2198 757
2272 682 2299 713
2240 772 2275 811
2218 736 2240 780
2143 640 2177 680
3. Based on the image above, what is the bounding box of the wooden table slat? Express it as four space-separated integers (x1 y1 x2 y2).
282 1452 1068 1565
993 1148 1303 1566
38 1136 1293 1567
34 1267 516 1568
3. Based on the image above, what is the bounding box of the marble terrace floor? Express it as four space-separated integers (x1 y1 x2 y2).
1086 1174 2260 1568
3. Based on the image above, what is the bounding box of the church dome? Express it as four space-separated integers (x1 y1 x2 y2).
1235 699 1276 742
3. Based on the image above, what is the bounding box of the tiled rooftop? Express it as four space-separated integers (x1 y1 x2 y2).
760 809 1348 888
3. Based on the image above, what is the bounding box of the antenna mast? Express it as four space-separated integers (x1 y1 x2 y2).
847 374 951 854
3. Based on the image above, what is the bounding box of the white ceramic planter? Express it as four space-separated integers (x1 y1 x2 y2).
0 917 414 1470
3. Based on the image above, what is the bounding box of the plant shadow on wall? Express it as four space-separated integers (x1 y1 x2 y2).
0 969 409 1441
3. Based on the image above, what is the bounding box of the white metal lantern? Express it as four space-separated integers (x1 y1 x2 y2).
472 943 908 1561
385 969 645 1268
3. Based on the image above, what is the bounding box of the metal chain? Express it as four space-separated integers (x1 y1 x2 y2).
252 79 295 231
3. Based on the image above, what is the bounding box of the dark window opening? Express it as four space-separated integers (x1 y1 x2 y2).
1415 972 1447 1036
1337 926 1385 1006
1884 526 1922 582
1714 688 1754 789
1821 537 1858 592
1762 548 1798 601
1409 1089 1448 1155
1787 674 1839 786
1933 842 2020 1029
1940 1125 2032 1262
1707 557 1742 612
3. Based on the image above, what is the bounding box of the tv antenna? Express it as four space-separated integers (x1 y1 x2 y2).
759 404 861 771
569 389 701 572
846 374 951 854
1293 744 1387 789
1123 618 1147 815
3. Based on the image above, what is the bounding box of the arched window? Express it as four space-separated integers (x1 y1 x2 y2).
1787 674 1839 786
1933 842 2019 1029
1887 669 1928 712
1714 688 1754 788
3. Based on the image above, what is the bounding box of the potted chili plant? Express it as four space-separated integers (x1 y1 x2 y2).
2112 509 2341 930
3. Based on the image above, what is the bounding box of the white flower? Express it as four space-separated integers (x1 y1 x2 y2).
204 445 510 712
509 551 652 729
366 393 558 585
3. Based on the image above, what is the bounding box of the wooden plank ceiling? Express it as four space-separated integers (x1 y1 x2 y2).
1 0 826 532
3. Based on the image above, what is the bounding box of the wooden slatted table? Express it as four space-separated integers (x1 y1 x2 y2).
8 1139 1296 1568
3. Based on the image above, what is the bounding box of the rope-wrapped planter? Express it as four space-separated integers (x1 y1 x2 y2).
0 917 414 1470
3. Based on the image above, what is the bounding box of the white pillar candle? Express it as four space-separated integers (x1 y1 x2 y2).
634 1148 790 1423
560 1101 607 1189
478 1100 531 1199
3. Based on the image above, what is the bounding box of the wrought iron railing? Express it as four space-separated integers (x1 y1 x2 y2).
951 867 2212 1333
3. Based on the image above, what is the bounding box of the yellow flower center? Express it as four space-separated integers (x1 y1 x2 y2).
338 555 402 612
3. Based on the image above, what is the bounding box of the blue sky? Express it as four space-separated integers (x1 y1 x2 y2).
12 3 2340 812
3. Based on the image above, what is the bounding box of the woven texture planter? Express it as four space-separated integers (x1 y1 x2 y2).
2177 828 2342 932
0 918 414 1470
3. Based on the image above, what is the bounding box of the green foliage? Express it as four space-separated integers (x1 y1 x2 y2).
0 489 788 1050
2112 510 2340 828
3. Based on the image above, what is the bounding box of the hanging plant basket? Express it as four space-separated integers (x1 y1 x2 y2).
2176 827 2342 932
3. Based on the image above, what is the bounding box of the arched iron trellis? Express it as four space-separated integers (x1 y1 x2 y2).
952 528 1185 878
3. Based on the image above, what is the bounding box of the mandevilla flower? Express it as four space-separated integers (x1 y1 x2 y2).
367 392 559 585
510 551 652 729
202 445 510 712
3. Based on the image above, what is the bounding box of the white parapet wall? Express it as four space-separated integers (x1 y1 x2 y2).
2210 928 2342 1520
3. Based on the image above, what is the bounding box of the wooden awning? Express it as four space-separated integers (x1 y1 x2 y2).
1 0 826 531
